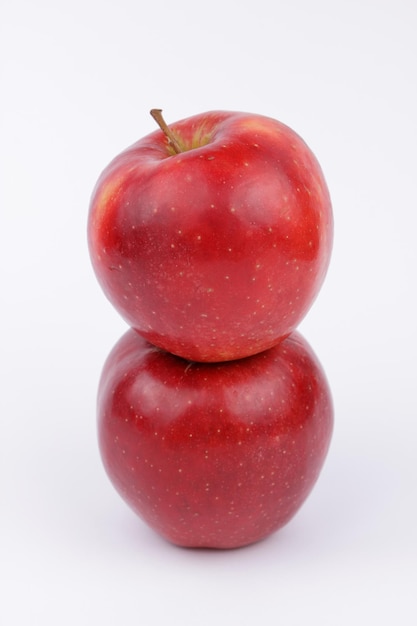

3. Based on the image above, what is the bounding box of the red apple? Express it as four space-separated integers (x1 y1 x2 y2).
97 328 333 549
88 110 333 362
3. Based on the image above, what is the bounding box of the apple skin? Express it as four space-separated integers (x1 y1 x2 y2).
97 328 333 549
88 110 333 362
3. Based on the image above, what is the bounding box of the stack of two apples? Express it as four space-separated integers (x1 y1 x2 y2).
88 109 334 549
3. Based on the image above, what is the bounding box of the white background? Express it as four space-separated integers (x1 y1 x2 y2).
1 0 416 624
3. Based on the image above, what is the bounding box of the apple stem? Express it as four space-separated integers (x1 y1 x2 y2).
150 109 183 154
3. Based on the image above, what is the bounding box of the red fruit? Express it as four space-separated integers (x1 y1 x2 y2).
97 328 333 549
88 110 333 362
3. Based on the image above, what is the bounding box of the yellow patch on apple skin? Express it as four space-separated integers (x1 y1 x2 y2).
238 116 277 137
166 126 214 155
92 171 125 225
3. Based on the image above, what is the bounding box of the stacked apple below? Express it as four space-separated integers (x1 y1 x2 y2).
88 110 334 548
97 329 333 549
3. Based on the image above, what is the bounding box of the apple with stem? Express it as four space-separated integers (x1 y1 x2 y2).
88 109 333 362
97 328 333 549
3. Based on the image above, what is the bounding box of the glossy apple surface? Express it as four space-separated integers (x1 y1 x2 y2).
97 328 333 549
88 110 333 362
